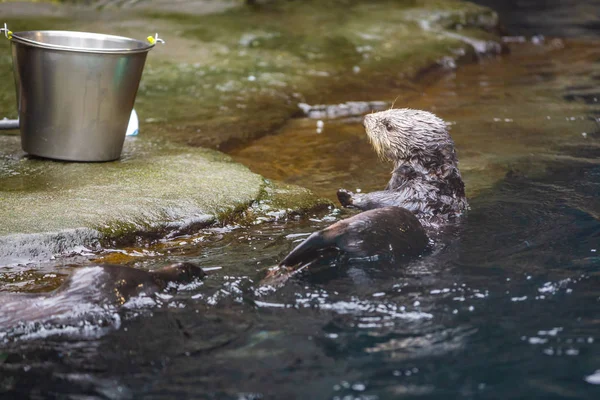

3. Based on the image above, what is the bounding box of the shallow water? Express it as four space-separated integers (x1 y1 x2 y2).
3 19 600 400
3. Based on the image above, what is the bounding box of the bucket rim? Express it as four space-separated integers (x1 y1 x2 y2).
10 30 155 54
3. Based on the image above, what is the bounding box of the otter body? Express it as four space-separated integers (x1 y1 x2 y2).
280 207 428 267
0 263 205 329
280 108 467 268
338 109 468 227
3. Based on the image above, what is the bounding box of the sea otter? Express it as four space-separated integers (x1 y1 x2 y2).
337 108 468 226
278 108 467 268
0 263 206 330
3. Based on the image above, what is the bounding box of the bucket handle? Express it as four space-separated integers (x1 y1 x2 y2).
147 33 165 45
2 23 164 46
1 23 12 39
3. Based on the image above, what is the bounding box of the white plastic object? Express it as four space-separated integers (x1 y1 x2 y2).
126 109 139 136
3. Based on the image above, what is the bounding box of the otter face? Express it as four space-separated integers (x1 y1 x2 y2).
363 109 450 162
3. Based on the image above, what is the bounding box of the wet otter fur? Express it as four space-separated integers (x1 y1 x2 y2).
338 108 468 226
97 262 206 302
0 263 206 329
278 108 467 268
279 206 428 267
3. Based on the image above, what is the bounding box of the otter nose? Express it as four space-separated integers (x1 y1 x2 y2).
363 114 372 129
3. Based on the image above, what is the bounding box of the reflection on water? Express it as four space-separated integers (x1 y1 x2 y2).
2 37 600 400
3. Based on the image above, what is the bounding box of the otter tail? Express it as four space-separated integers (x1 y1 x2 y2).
279 231 332 267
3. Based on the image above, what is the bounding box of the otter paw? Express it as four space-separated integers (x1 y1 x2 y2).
337 189 354 207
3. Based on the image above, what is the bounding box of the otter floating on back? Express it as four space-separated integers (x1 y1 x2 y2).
279 108 468 268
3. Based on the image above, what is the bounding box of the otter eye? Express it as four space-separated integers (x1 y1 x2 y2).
383 120 393 131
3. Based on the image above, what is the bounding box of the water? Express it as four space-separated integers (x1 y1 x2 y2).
471 0 600 39
3 8 600 400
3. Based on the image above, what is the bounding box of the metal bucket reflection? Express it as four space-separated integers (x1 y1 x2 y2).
8 29 159 161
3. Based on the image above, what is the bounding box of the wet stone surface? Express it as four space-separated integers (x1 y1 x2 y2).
0 134 331 264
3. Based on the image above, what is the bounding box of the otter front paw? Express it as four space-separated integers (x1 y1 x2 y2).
337 188 354 207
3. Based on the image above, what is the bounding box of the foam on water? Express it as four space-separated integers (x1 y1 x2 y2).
585 370 600 385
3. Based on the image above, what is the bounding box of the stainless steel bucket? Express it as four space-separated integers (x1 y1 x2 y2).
3 26 161 161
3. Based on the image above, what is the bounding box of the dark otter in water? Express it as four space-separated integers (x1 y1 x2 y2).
338 108 468 226
0 263 206 329
280 206 428 266
264 207 427 286
278 108 467 268
95 262 207 303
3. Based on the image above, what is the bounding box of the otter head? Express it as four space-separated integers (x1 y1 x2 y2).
363 108 455 166
151 262 206 285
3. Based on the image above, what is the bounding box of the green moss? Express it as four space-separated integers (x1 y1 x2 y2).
96 219 150 248
215 201 256 227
